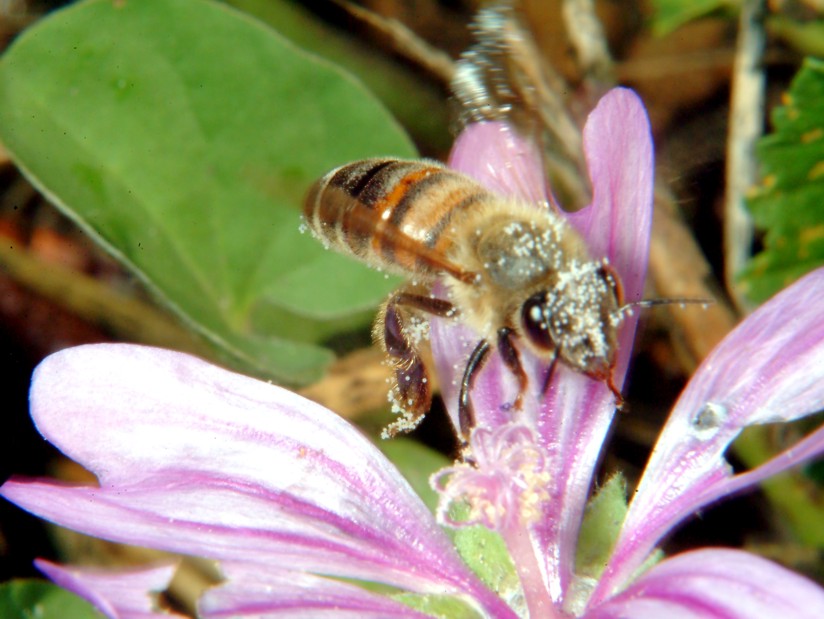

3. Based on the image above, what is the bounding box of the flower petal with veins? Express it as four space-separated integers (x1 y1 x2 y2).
594 268 824 603
436 88 654 600
200 563 434 619
1 344 510 615
588 549 824 619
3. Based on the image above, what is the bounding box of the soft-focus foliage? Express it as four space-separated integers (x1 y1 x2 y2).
742 58 824 302
0 0 411 384
651 0 729 35
0 579 100 619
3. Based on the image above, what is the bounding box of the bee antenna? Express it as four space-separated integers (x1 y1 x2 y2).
618 297 713 317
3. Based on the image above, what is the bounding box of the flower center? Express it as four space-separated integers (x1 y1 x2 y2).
432 423 551 531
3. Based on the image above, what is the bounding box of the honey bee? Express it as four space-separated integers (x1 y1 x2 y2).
302 157 624 439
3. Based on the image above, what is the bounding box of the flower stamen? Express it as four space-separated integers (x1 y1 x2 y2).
432 424 550 531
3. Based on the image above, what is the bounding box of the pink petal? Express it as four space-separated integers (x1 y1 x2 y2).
534 87 654 597
200 563 433 618
448 120 548 205
1 344 496 607
436 88 653 423
35 559 180 619
566 87 654 303
596 268 824 602
587 548 824 619
438 88 655 599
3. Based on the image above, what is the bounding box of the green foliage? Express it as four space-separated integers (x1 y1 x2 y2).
452 525 520 603
223 0 451 151
741 59 824 302
0 0 412 385
0 580 101 619
767 16 824 59
392 592 484 619
651 0 732 36
576 473 628 579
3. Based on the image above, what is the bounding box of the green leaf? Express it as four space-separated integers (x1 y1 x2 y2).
575 473 628 579
453 525 520 602
0 580 102 619
392 591 483 619
223 0 451 152
0 0 412 384
651 0 732 36
741 58 824 302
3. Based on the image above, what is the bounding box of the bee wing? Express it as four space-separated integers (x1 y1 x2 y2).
450 3 589 210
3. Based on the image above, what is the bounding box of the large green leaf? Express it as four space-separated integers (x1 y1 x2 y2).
0 580 101 619
224 0 451 152
0 0 412 384
741 58 824 302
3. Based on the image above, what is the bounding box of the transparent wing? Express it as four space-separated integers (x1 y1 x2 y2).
449 3 590 210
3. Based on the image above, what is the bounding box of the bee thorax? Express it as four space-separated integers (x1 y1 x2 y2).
476 219 564 290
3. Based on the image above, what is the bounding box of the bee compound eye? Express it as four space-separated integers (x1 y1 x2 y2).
520 293 554 351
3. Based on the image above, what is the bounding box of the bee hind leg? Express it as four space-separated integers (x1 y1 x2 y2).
376 290 454 437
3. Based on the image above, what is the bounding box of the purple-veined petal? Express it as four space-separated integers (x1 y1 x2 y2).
595 268 824 602
436 88 653 421
435 88 654 602
449 120 548 206
1 344 511 615
533 87 653 601
586 548 824 619
35 559 180 619
430 308 517 434
565 87 654 304
200 563 434 619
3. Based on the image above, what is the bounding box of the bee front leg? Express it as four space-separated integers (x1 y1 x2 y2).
457 329 529 443
459 339 492 441
376 290 454 437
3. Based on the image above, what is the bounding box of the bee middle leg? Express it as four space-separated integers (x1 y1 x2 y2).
376 289 455 436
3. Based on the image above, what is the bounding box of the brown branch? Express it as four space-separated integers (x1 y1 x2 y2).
332 0 456 85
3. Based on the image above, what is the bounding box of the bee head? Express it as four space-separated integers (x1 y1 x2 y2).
518 260 623 376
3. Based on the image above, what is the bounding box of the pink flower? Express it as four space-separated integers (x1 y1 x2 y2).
4 89 824 618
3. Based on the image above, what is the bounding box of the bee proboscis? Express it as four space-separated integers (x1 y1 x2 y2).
302 157 625 439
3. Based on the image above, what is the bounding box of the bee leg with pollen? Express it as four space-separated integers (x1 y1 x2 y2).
376 289 455 438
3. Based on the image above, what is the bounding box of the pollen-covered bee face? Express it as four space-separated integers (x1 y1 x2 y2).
518 261 621 377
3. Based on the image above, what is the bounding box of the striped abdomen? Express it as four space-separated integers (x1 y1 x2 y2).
303 158 494 280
